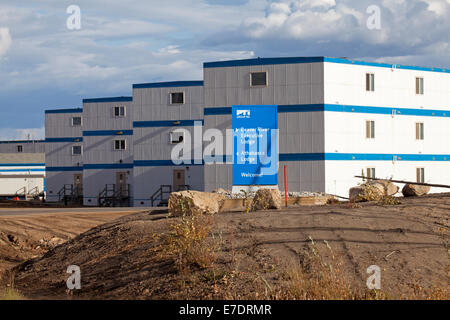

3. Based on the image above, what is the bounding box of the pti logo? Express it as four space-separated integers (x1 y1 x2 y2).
236 110 250 118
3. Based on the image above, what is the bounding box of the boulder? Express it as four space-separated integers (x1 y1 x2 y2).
212 188 230 195
368 180 399 196
168 190 226 216
349 183 385 202
48 237 65 248
402 184 431 197
251 189 282 211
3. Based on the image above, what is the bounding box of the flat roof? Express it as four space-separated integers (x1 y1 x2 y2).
45 108 83 114
133 80 204 89
83 96 133 104
203 56 450 74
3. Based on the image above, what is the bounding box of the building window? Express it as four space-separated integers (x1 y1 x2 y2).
170 131 184 144
114 139 126 150
416 77 424 95
17 145 23 153
113 106 126 117
366 120 375 139
250 72 268 87
415 122 424 140
416 168 425 183
366 167 376 179
72 145 82 155
366 73 375 92
170 92 185 104
72 116 82 126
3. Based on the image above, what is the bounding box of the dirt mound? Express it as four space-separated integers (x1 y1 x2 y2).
3 195 450 300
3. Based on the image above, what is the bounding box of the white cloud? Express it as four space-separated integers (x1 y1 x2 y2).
0 27 11 56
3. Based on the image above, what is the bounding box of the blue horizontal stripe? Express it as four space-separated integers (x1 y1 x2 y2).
280 153 450 162
134 160 204 167
204 104 450 118
83 96 132 103
46 166 83 172
203 56 449 74
133 81 203 89
0 163 45 167
45 108 82 114
204 107 232 116
0 169 45 172
45 137 83 143
83 130 133 136
83 163 134 170
204 57 324 68
133 120 204 128
0 140 45 144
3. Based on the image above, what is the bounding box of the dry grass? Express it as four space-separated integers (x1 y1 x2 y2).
161 210 217 271
0 286 25 300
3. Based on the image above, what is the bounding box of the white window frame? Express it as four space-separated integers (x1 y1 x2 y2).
170 130 185 144
113 105 126 118
170 92 185 105
415 122 424 140
366 120 375 139
415 77 424 95
113 139 126 151
17 145 23 153
417 168 425 183
71 116 82 127
72 145 83 156
250 71 268 87
366 73 375 92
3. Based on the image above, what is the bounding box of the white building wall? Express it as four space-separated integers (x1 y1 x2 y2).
323 60 450 197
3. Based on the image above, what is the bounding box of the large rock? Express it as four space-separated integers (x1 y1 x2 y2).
368 180 399 196
402 184 431 197
251 189 282 211
168 190 226 216
349 183 385 202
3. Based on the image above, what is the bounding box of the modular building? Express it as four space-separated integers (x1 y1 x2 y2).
82 97 134 206
40 56 450 205
0 140 46 199
45 108 84 202
132 81 204 207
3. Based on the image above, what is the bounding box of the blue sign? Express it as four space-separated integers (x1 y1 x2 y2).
232 105 278 186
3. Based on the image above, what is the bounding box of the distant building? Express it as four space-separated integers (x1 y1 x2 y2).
0 140 45 199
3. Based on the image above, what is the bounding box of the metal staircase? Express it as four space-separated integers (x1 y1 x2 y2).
150 184 191 207
57 184 83 205
98 184 130 207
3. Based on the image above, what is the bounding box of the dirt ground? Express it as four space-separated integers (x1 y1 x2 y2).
1 194 449 299
0 209 143 278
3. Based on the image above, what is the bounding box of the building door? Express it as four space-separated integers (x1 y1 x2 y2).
116 172 127 196
173 170 185 192
74 174 83 195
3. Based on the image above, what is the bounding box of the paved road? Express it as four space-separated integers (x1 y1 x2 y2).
0 207 154 217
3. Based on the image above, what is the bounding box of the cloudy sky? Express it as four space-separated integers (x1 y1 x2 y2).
0 0 449 140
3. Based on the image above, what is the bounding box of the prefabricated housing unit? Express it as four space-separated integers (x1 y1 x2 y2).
132 81 205 207
45 108 84 202
0 140 46 199
203 57 450 197
42 56 450 205
82 97 134 206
